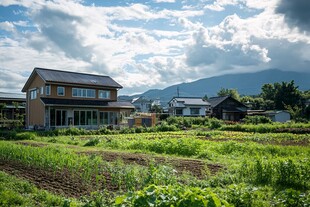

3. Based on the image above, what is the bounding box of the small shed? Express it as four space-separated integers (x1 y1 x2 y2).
265 111 290 123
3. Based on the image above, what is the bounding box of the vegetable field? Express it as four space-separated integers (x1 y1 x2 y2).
0 122 309 206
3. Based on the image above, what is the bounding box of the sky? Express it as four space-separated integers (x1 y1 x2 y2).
0 0 309 95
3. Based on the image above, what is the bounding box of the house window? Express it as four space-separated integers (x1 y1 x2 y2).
30 89 37 100
72 88 95 98
190 108 200 115
40 87 44 95
57 86 65 96
99 112 118 125
175 109 183 115
98 90 110 99
73 110 98 126
46 85 51 95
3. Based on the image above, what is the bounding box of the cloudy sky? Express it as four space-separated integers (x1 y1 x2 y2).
0 0 309 95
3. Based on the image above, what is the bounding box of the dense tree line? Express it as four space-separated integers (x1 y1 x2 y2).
215 80 310 120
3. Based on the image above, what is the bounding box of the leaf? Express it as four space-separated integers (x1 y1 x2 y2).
115 196 126 205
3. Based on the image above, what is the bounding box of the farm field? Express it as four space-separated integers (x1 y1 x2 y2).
0 125 309 206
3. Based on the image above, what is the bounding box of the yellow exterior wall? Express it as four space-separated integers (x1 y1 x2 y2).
45 84 118 101
26 75 45 128
24 71 125 129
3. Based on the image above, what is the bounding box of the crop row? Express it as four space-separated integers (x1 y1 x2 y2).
0 142 201 192
1 138 310 206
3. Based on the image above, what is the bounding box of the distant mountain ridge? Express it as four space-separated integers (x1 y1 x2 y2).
119 69 310 105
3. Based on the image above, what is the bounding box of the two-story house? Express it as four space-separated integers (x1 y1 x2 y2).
131 96 152 113
22 67 134 129
168 97 210 117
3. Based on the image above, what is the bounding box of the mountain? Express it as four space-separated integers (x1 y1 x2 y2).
119 69 310 105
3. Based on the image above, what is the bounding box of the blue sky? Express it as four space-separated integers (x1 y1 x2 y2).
0 0 309 95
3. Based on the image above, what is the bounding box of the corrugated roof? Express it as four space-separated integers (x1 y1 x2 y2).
0 92 26 100
41 98 134 109
22 67 122 92
170 97 210 106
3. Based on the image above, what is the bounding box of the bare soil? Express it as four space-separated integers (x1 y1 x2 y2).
0 159 94 197
1 142 223 198
79 150 223 178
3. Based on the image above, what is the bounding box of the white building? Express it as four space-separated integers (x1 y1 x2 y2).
265 111 291 123
168 97 210 117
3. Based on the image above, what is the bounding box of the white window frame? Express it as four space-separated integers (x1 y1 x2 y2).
30 89 37 100
46 85 51 96
57 86 65 96
98 90 110 99
40 87 44 95
190 108 200 115
72 88 96 98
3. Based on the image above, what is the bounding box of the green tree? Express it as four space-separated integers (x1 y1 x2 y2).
261 80 302 110
274 81 302 110
203 94 208 101
0 103 6 119
240 96 266 110
261 83 275 100
150 104 163 113
217 88 240 100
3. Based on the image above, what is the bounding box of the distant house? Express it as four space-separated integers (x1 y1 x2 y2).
168 97 210 117
22 67 134 130
265 111 290 123
208 96 248 121
132 96 152 113
0 92 26 128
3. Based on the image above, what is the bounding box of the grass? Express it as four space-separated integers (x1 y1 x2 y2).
0 124 309 206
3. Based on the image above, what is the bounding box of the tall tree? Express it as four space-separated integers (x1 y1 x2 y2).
261 80 302 110
261 83 275 100
217 88 240 100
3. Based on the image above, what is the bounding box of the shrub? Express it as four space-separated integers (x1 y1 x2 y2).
15 132 37 140
84 137 101 146
155 122 178 132
209 118 223 129
243 115 272 124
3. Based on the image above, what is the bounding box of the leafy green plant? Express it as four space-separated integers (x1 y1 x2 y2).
84 137 101 146
243 115 272 124
273 189 310 207
115 184 230 207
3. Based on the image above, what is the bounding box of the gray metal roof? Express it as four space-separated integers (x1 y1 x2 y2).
207 96 229 107
0 92 26 100
170 97 210 106
22 67 122 92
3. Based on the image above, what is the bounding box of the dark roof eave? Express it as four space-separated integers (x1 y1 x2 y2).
43 104 134 109
45 81 123 89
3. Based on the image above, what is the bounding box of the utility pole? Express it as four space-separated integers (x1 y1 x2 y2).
177 87 180 97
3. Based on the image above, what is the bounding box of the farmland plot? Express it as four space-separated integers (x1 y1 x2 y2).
0 129 309 206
